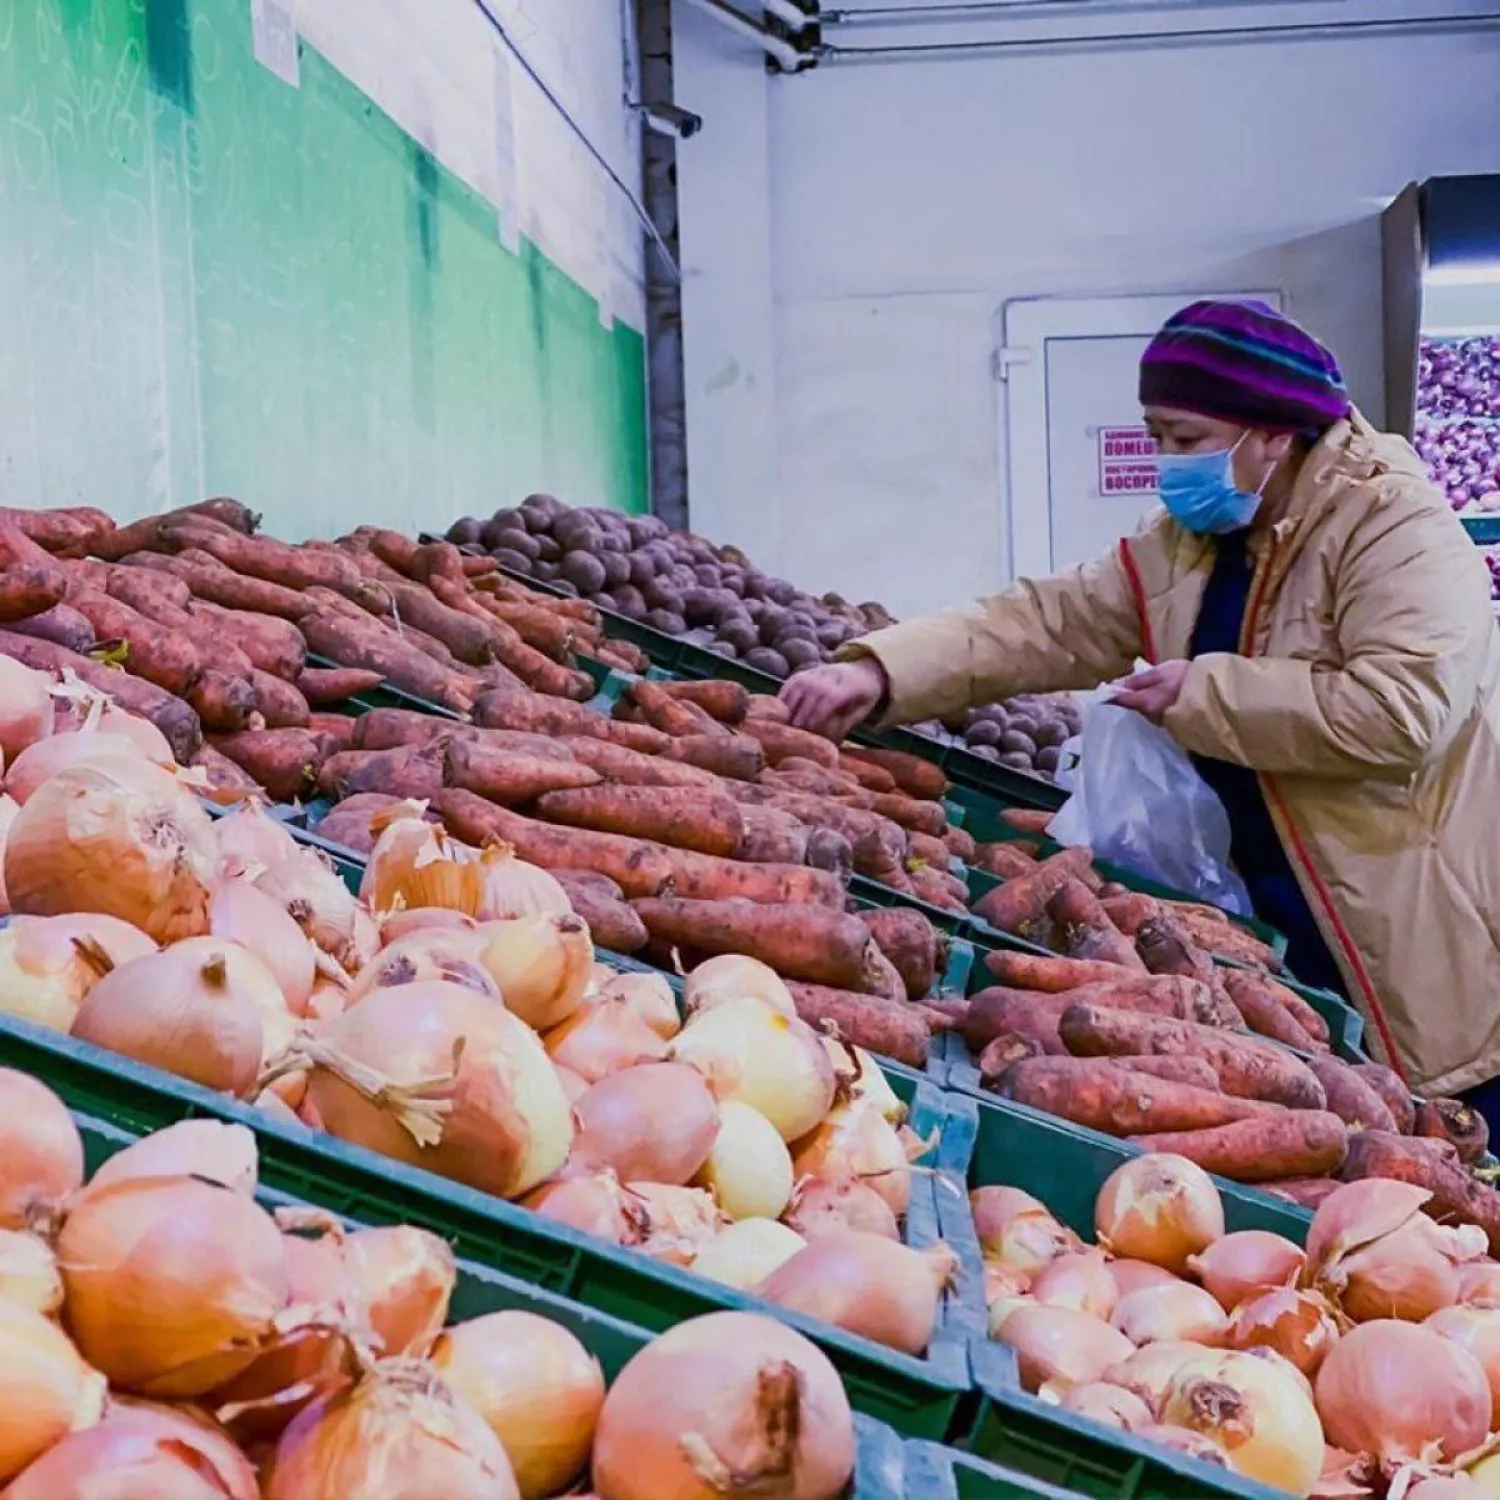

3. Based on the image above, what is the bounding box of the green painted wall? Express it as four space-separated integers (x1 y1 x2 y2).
0 0 649 535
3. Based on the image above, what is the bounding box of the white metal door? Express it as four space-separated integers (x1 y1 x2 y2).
998 291 1283 579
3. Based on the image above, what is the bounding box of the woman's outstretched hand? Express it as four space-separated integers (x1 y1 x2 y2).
780 657 889 742
1110 660 1190 723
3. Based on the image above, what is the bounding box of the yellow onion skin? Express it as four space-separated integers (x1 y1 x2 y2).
1458 1261 1500 1308
210 881 317 1017
970 1186 1080 1275
522 1173 649 1248
783 1177 898 1242
1111 1282 1228 1347
433 1311 604 1500
344 1225 456 1360
0 1229 62 1316
6 734 149 806
789 1100 913 1217
0 792 17 914
683 955 796 1019
572 1062 720 1188
265 1357 520 1500
0 658 54 765
629 1183 726 1267
345 929 496 1006
0 1067 84 1229
591 1311 854 1500
309 981 573 1201
89 1120 259 1198
0 1299 106 1482
0 912 155 1032
1187 1230 1306 1312
1426 1304 1500 1410
57 1176 289 1398
1229 1287 1340 1376
546 998 669 1085
477 914 594 1032
103 1396 260 1499
1102 1340 1205 1414
997 1304 1136 1394
1047 1380 1153 1430
693 1220 806 1291
211 800 299 876
696 1099 794 1222
1095 1154 1224 1274
1030 1251 1117 1321
596 972 680 1040
254 850 358 967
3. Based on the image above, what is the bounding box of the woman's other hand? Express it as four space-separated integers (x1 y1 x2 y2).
1111 660 1190 723
780 657 889 741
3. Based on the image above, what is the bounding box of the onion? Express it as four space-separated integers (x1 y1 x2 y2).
1112 1282 1229 1346
683 954 796 1018
347 905 380 974
90 1120 258 1198
343 1225 455 1359
0 658 55 764
1102 1340 1205 1412
7 734 149 805
1095 1154 1224 1273
346 928 495 1005
0 1230 61 1315
0 1300 106 1482
1160 1348 1324 1492
254 849 359 966
433 1311 604 1500
1306 1180 1486 1323
265 1358 519 1500
58 1175 288 1397
379 906 478 945
790 1099 919 1216
0 1068 85 1229
693 1219 807 1290
303 980 573 1199
94 706 175 763
476 914 594 1031
996 1304 1136 1393
0 792 17 914
1026 1250 1117 1320
590 1311 854 1500
6 764 216 942
1314 1319 1492 1470
101 1397 259 1499
984 1260 1033 1307
546 996 668 1084
210 881 317 1017
971 1186 1081 1274
212 802 298 876
835 1043 907 1124
696 1099 793 1220
1187 1229 1305 1311
554 1064 589 1104
72 938 293 1098
1107 1258 1181 1298
0 912 155 1031
672 996 837 1143
1408 1479 1488 1499
595 971 679 1040
1228 1286 1340 1376
1459 1262 1500 1307
784 1177 899 1241
758 1233 958 1355
629 1183 726 1266
1426 1305 1500 1408
522 1172 649 1247
572 1062 719 1187
1045 1380 1152 1430
1471 1454 1500 1495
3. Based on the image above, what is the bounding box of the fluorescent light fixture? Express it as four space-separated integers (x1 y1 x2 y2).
1425 261 1500 287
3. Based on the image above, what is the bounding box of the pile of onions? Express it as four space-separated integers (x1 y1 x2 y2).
570 1062 719 1187
433 1310 604 1499
790 1098 920 1217
346 927 497 1004
1111 1281 1228 1346
0 1300 107 1483
693 1219 807 1291
301 980 572 1200
971 1186 1081 1275
210 799 299 875
596 971 679 1040
1187 1230 1305 1311
1425 1304 1500 1406
522 1172 650 1248
89 1119 259 1198
344 1224 456 1359
786 1178 900 1242
696 1099 794 1221
5 763 216 943
589 1311 855 1500
0 658 54 764
72 938 294 1099
476 913 594 1031
1228 1286 1340 1375
682 954 796 1019
1095 1154 1224 1273
670 995 836 1142
0 1066 85 1228
1030 1250 1117 1320
996 1303 1135 1392
6 734 154 806
210 880 316 1018
630 1183 726 1266
545 996 668 1083
0 912 155 1031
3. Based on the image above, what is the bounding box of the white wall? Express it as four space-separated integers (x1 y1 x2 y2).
673 0 1500 616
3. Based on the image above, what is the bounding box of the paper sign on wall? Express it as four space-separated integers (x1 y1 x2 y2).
1097 426 1158 497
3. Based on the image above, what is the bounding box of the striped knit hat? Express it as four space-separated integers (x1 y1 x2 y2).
1139 300 1349 434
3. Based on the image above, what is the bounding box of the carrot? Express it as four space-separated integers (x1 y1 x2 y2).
1301 1053 1398 1133
807 829 854 882
953 989 1074 1054
1058 1004 1328 1110
186 672 258 733
0 630 201 761
974 844 1040 881
1175 912 1281 970
444 738 597 803
471 690 667 754
1048 879 1147 971
369 580 502 667
784 982 931 1070
6 604 94 653
1221 971 1323 1051
836 752 898 795
631 897 883 991
318 744 447 803
655 679 750 725
619 680 725 740
306 714 358 753
729 784 904 869
1414 1098 1490 1164
296 666 384 706
762 764 867 801
1342 1131 1500 1255
533 783 740 858
550 872 650 953
124 550 314 621
188 603 307 681
943 826 976 864
476 597 581 660
436 790 675 899
983 950 1133 993
1000 1057 1282 1137
185 743 264 805
977 1033 1046 1085
658 849 847 910
210 728 328 802
1110 1056 1222 1090
100 561 192 614
865 792 948 838
664 734 766 781
1129 1111 1348 1183
300 611 476 715
247 670 310 730
1349 1064 1415 1134
739 719 841 771
315 794 415 855
349 708 455 751
1100 893 1160 937
560 736 718 789
972 846 1094 939
858 908 940 1002
1136 914 1219 989
160 526 386 610
839 747 948 801
1000 808 1054 837
1066 976 1240 1029
0 504 116 555
1241 974 1330 1047
87 501 258 560
1267 1179 1345 1210
0 564 66 622
733 806 810 866
745 694 790 724
64 588 202 696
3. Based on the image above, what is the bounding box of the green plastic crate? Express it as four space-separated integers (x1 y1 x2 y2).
947 1091 1306 1498
68 1106 918 1500
0 1009 977 1440
905 1442 1100 1499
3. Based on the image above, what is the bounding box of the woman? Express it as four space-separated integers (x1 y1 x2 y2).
784 299 1500 1118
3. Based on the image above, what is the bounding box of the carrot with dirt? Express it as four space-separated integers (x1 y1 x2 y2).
857 908 940 1001
999 1056 1284 1137
187 744 264 805
836 752 898 795
1136 913 1219 985
745 694 790 724
657 849 848 910
1129 1111 1348 1183
971 845 1094 939
123 549 314 621
738 718 842 771
734 806 811 865
1221 971 1323 1051
6 605 94 653
983 950 1136 993
436 790 676 899
296 666 384 705
319 744 448 803
784 982 932 1070
943 826 976 863
631 896 885 991
300 610 476 715
188 602 307 680
729 784 904 867
864 792 948 838
64 588 203 696
1414 1098 1490 1164
620 680 727 740
447 740 600 804
945 988 1075 1055
210 728 329 802
974 843 1041 881
561 736 718 789
185 672 258 734
1348 1062 1415 1133
550 870 650 954
838 747 949 801
0 504 116 555
0 565 68 623
664 733 766 781
1109 1055 1222 1090
1058 1003 1328 1110
1267 1179 1343 1210
1303 1053 1399 1133
86 500 259 559
535 783 744 858
307 714 358 753
1101 893 1160 937
247 670 310 729
471 689 667 753
315 794 414 855
1000 807 1054 837
761 764 868 801
1048 878 1147 970
905 867 970 913
977 1033 1046 1085
159 525 387 610
1239 973 1331 1047
1175 912 1282 970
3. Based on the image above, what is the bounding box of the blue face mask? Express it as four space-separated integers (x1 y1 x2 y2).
1156 434 1265 535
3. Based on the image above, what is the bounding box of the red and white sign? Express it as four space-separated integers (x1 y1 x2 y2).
1097 426 1159 497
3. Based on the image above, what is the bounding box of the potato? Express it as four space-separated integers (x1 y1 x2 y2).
533 560 561 582
1033 719 1071 750
682 588 719 627
998 730 1038 758
694 564 721 588
764 578 796 606
966 720 1002 748
446 517 482 545
1036 745 1061 775
628 553 657 587
553 578 580 597
718 619 759 655
533 535 562 563
744 646 789 676
971 744 1001 762
780 638 821 671
644 609 686 634
598 551 629 589
998 751 1034 770
493 548 534 574
561 551 608 594
1006 715 1040 740
488 528 537 560
709 640 739 659
521 504 555 534
721 571 746 597
627 515 667 546
614 584 648 619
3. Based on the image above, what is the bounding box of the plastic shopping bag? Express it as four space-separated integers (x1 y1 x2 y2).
1047 687 1253 917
